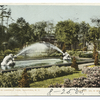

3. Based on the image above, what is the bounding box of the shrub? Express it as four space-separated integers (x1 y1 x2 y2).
66 66 100 87
67 50 81 56
79 53 93 58
4 49 12 56
93 43 97 59
94 52 98 65
28 66 75 83
12 48 20 54
49 52 62 57
71 57 78 70
83 47 87 51
0 65 75 87
16 55 24 60
18 68 30 87
49 66 100 88
0 70 23 87
0 56 4 61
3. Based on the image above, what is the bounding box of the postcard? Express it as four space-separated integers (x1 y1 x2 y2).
0 3 100 96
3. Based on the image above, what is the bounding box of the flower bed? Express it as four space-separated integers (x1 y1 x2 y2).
49 66 100 88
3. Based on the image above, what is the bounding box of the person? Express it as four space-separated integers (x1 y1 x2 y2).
1 54 16 70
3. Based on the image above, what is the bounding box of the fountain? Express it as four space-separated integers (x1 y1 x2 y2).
1 54 15 70
1 42 71 70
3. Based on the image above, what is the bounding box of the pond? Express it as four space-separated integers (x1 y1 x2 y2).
14 58 68 68
0 58 85 70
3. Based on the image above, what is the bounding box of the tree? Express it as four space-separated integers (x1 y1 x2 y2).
88 26 100 50
16 17 31 47
90 18 100 50
88 27 99 44
8 17 31 48
45 20 54 35
93 43 97 59
55 20 80 50
71 57 78 70
32 21 47 41
94 52 98 65
8 37 18 50
79 21 90 48
18 68 30 87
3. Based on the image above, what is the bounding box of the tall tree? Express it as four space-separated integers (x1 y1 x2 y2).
8 17 31 48
88 26 99 44
0 5 12 50
55 20 79 50
91 18 100 50
31 21 47 42
79 21 90 48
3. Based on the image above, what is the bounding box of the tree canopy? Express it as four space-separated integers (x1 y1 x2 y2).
55 20 80 49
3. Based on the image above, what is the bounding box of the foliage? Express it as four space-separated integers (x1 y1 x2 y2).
0 70 23 87
49 66 100 88
55 20 80 49
78 21 90 47
79 53 93 58
67 50 81 56
30 21 47 42
15 55 24 60
18 68 30 87
12 48 20 54
94 52 98 65
92 43 97 59
0 56 4 61
30 71 85 88
8 17 31 48
78 43 83 49
4 49 12 55
71 57 78 70
28 66 75 83
49 52 62 57
88 27 99 43
0 65 75 87
82 47 87 51
8 37 18 50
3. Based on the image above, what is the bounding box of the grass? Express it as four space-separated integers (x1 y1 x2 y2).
87 65 95 67
30 71 86 88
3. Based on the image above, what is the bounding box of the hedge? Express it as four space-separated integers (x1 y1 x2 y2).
79 53 93 58
0 66 75 87
28 66 75 82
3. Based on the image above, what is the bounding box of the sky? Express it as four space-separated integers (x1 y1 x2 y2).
0 4 98 26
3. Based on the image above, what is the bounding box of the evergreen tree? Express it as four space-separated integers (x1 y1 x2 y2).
93 43 97 59
71 57 79 70
18 68 30 87
94 52 98 65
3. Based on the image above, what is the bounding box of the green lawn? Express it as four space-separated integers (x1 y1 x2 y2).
30 71 86 88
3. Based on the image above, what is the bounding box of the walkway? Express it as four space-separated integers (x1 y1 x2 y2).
78 62 94 70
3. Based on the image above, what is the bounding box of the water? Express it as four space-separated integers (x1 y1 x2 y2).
15 42 48 57
15 42 64 57
42 42 63 54
14 58 63 68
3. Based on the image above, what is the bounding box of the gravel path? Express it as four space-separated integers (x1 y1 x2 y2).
78 62 94 70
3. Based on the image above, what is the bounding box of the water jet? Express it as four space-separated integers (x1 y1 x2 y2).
1 42 71 70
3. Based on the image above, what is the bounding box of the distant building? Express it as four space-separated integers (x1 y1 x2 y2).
41 35 57 46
